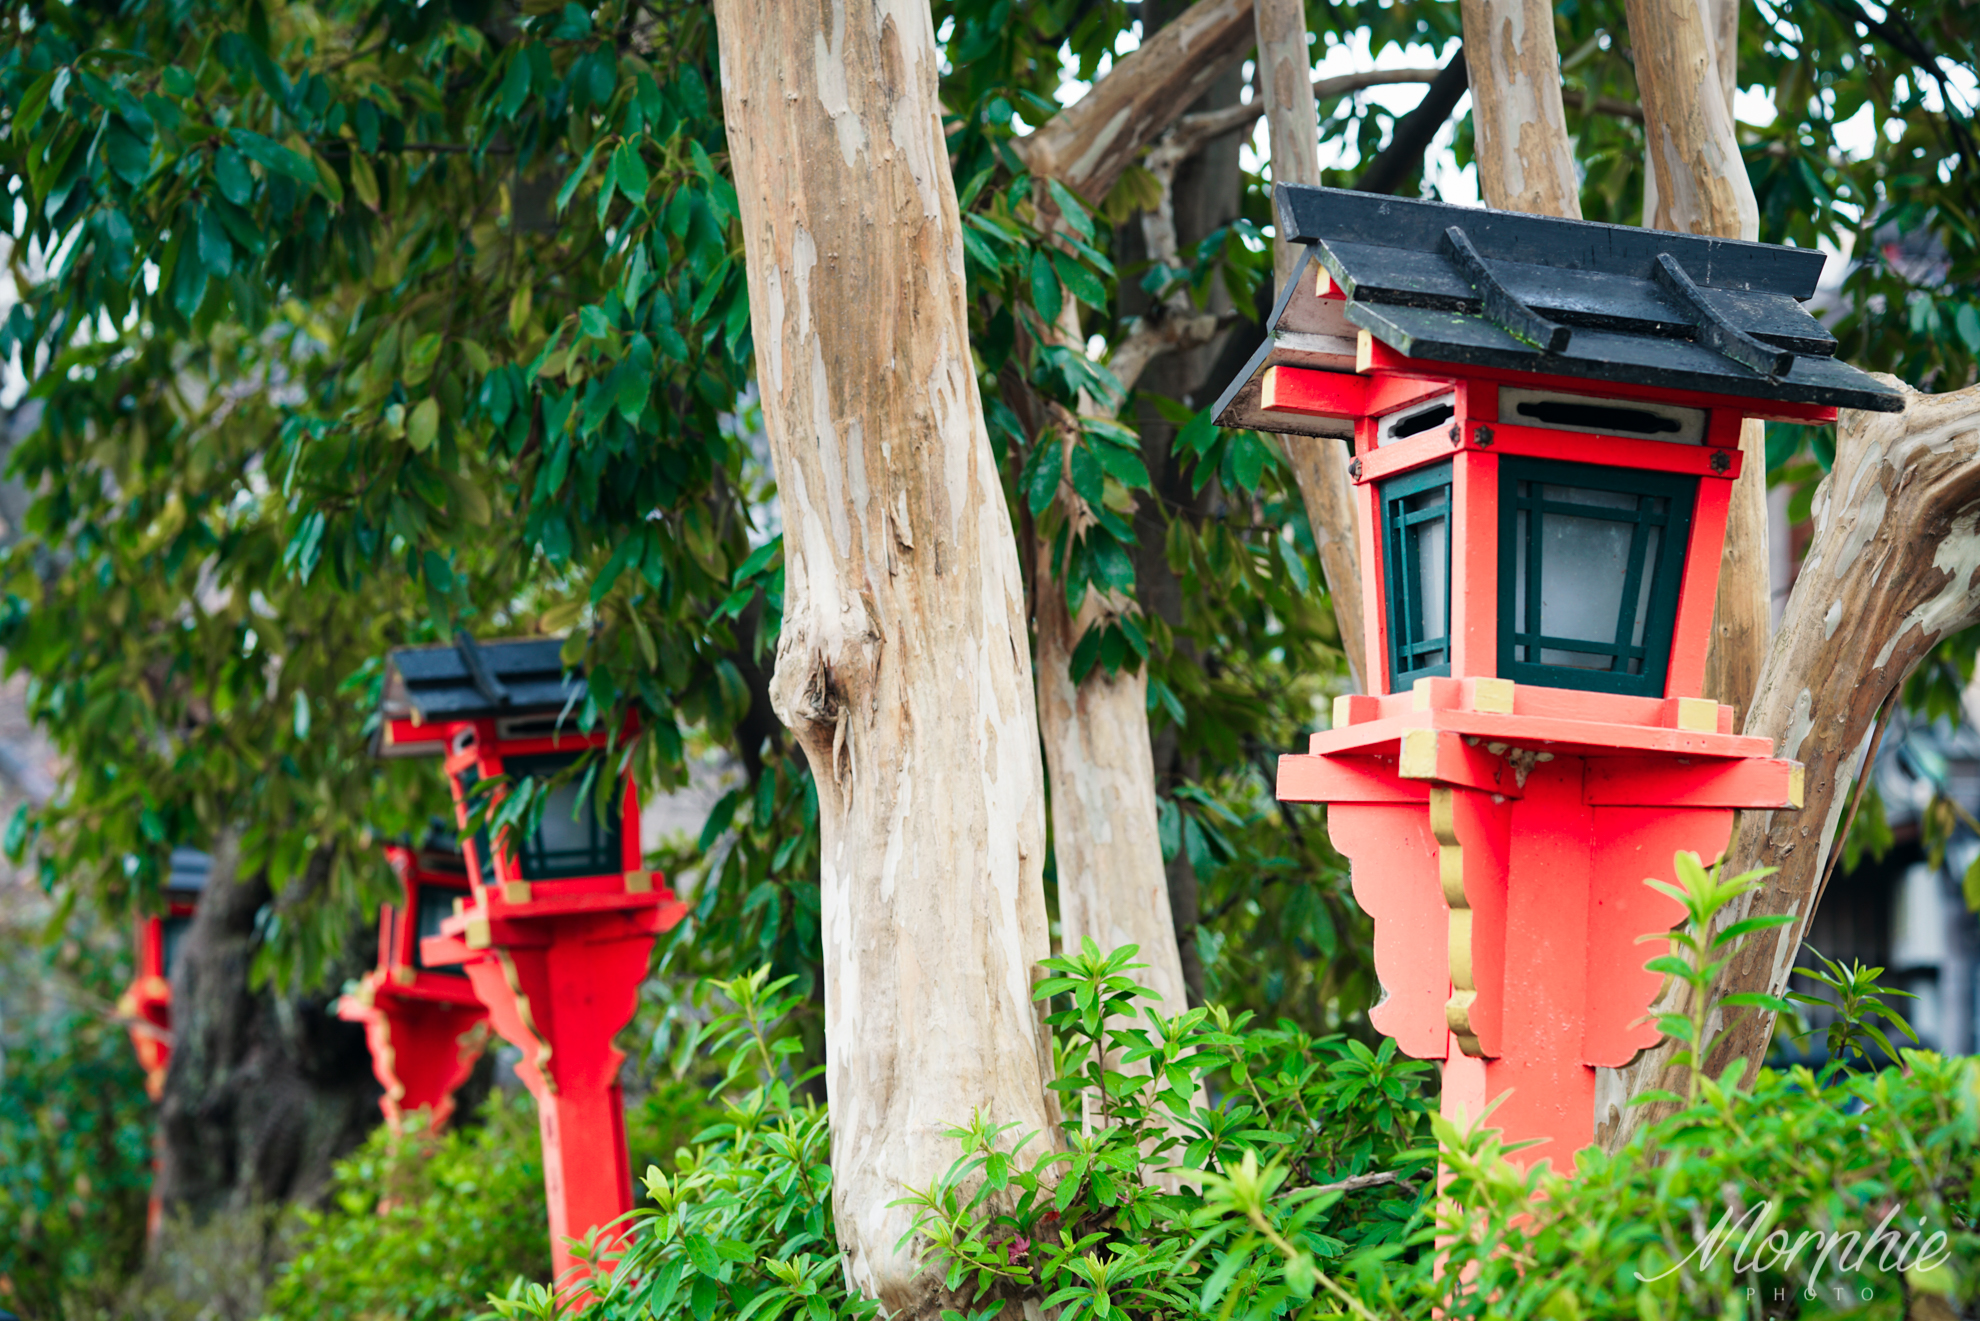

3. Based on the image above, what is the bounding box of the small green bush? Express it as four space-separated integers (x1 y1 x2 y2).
0 932 154 1321
264 1068 722 1320
266 1090 554 1320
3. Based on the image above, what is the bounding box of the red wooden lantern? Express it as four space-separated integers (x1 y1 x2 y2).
1216 186 1904 1166
118 848 209 1100
336 834 488 1132
376 634 685 1286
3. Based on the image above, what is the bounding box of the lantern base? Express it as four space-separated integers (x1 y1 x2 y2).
423 893 683 1295
1280 685 1800 1167
337 971 489 1133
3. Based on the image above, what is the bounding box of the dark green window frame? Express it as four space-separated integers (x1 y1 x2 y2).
1496 456 1696 697
504 750 625 882
1379 460 1454 689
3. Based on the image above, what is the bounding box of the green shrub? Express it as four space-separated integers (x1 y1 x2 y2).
475 873 1978 1321
266 1091 554 1320
0 931 155 1320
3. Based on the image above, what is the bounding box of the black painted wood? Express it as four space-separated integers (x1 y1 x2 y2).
1277 183 1826 296
1313 240 1837 354
1653 252 1796 378
1443 225 1572 353
1345 302 1906 412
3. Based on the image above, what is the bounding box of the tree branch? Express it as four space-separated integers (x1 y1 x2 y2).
1016 0 1256 201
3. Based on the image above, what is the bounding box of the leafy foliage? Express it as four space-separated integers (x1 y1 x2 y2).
0 921 153 1320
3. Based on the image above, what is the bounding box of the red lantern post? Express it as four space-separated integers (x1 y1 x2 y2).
337 836 488 1132
377 635 685 1287
1216 186 1904 1165
118 849 210 1100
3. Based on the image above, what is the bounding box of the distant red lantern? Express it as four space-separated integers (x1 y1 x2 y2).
377 634 684 1288
119 849 209 1100
1216 186 1904 1165
337 835 488 1133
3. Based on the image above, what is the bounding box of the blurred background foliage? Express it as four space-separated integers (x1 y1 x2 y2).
0 0 1975 1311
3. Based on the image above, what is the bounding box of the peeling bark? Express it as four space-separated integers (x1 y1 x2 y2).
714 3 1061 1309
1458 0 1582 217
1253 0 1368 686
1600 382 1980 1147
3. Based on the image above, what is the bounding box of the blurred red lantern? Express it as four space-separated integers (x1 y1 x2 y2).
118 848 209 1100
337 833 488 1133
377 633 684 1287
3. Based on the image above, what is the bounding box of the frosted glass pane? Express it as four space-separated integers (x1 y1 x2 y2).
1412 510 1448 643
1630 526 1663 650
535 780 594 856
1538 511 1630 666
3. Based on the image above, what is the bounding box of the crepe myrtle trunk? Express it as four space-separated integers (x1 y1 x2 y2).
153 833 381 1248
714 0 1060 1311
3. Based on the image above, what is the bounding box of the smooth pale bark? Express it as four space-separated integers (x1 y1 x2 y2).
714 3 1058 1309
1017 0 1255 202
1599 382 1980 1146
1253 0 1369 686
1458 0 1583 217
1627 0 1769 724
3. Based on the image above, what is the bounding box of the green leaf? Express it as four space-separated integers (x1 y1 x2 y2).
103 123 151 185
213 146 252 204
230 129 318 183
1069 443 1104 509
1047 178 1095 241
1025 437 1063 517
1050 248 1107 310
407 398 439 452
555 140 603 214
614 142 651 203
1029 249 1063 326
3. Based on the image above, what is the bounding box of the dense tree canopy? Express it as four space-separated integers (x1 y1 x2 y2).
1 0 1976 1075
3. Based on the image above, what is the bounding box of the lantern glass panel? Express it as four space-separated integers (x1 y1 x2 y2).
161 915 191 977
506 751 625 881
1498 457 1695 697
412 885 469 974
1379 462 1453 688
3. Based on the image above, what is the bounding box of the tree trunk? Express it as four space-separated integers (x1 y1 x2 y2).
154 833 381 1242
1457 0 1583 217
1254 0 1368 688
714 3 1059 1310
1600 381 1980 1146
1626 0 1770 726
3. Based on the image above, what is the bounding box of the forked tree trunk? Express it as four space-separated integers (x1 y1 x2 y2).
714 2 1060 1309
1602 382 1980 1144
1254 0 1368 687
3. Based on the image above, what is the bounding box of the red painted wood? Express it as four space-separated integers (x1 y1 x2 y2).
1352 431 1456 483
1468 421 1744 480
453 904 665 1290
1398 731 1527 797
1583 756 1801 808
1706 408 1744 447
338 979 489 1133
1277 753 1427 803
1367 374 1457 417
1311 710 1777 760
1260 364 1369 418
1327 801 1450 1059
1313 352 1845 424
1452 450 1498 676
1491 758 1595 1160
1666 473 1732 699
1582 805 1726 1065
1360 477 1391 693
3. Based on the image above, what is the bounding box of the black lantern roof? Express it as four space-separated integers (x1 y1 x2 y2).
381 633 583 728
1214 185 1905 436
165 848 211 901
